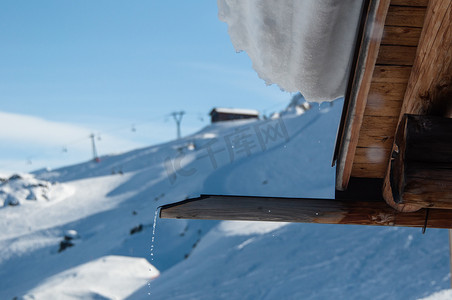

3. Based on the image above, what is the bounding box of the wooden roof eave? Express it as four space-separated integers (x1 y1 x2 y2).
160 178 452 229
161 0 452 227
334 0 392 191
383 0 452 211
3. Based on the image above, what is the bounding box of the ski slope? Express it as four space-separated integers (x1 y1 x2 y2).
0 99 450 299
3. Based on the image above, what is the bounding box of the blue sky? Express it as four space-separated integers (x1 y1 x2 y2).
0 1 291 173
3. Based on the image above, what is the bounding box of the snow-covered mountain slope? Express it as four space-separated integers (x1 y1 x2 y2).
0 100 450 300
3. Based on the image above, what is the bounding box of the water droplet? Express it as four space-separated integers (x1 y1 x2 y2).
148 208 159 293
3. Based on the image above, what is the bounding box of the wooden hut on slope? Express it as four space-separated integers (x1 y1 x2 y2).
209 108 259 123
161 0 452 230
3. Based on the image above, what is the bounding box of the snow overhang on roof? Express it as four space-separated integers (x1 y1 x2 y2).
210 108 259 116
218 0 364 103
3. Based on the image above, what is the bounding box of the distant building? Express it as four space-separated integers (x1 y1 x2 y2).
209 108 259 123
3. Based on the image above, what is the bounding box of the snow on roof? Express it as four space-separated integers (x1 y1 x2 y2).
210 107 259 115
218 0 363 103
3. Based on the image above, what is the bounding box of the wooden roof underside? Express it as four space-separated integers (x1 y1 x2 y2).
160 0 452 226
335 0 451 190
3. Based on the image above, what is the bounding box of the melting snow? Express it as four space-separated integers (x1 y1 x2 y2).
218 0 363 102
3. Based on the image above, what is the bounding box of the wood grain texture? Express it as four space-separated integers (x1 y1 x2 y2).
386 6 427 27
371 65 412 83
383 0 452 211
336 0 392 190
390 0 429 7
359 115 399 137
352 114 400 177
386 115 452 209
352 162 389 178
367 82 408 100
353 115 398 178
347 4 427 180
160 194 452 229
353 147 391 163
337 2 428 186
363 82 406 117
382 26 423 46
376 45 417 65
398 0 452 116
352 147 391 178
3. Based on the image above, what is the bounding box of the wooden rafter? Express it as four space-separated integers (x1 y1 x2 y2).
335 0 391 190
161 178 452 229
160 194 452 229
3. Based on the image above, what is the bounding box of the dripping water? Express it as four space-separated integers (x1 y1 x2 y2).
150 207 159 261
147 206 161 296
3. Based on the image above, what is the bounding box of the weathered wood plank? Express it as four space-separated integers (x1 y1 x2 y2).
368 82 408 100
352 116 397 178
371 65 412 83
357 117 397 151
336 0 392 190
386 6 427 27
385 115 452 209
365 97 403 117
160 194 452 229
352 71 406 178
350 114 398 178
360 116 399 136
398 0 452 116
352 146 391 178
364 82 406 116
382 26 423 46
356 136 394 155
352 162 388 178
376 45 417 65
353 147 391 165
390 0 429 7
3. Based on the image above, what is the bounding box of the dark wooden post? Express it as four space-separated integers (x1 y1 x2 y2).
385 114 452 209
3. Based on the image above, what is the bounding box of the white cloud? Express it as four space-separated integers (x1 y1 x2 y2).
0 111 205 173
0 111 147 172
0 111 106 146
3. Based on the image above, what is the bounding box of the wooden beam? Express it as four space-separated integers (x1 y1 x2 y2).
336 0 391 190
371 65 412 83
160 194 452 229
382 26 423 46
385 6 427 27
376 45 417 65
383 0 452 211
385 115 452 209
390 0 429 7
397 0 452 117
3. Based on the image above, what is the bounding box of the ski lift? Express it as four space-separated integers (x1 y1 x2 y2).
131 124 137 132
